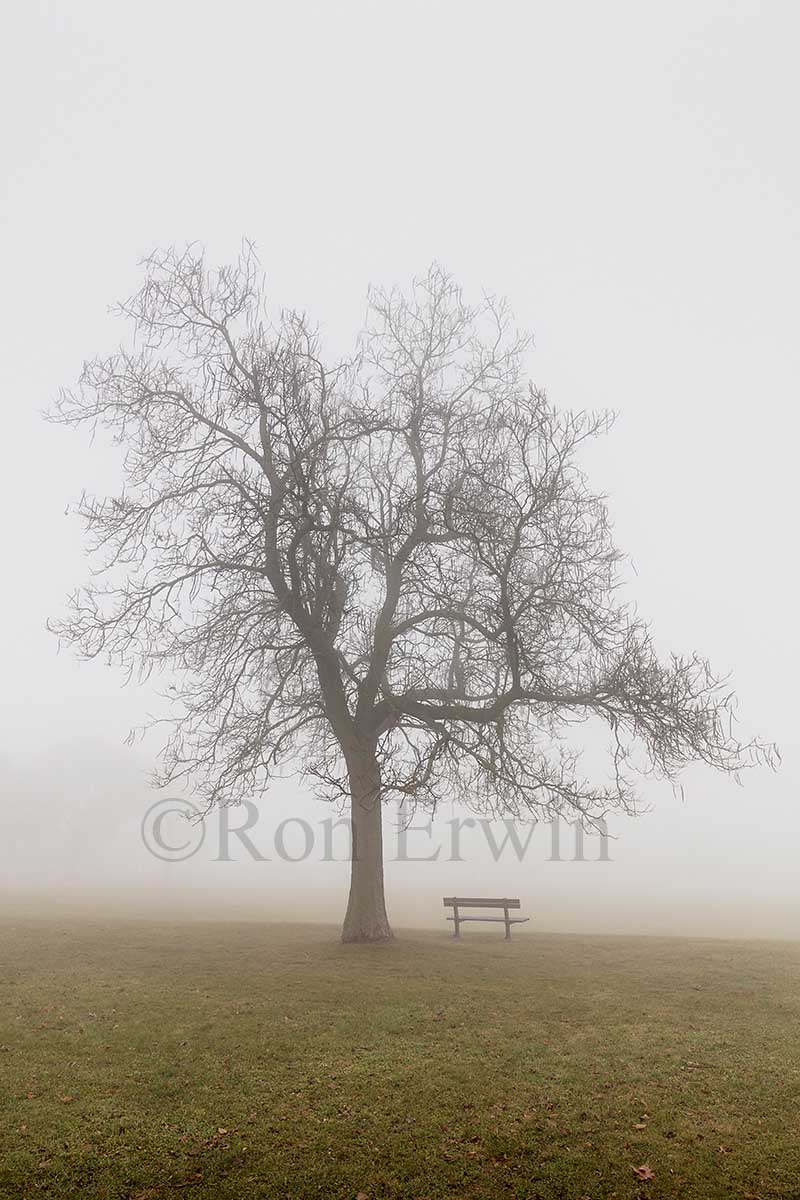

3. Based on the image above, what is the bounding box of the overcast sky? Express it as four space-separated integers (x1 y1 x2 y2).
1 0 798 937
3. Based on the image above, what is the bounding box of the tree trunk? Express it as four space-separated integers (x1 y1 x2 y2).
341 752 393 943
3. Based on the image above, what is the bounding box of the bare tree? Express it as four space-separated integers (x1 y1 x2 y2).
49 245 775 941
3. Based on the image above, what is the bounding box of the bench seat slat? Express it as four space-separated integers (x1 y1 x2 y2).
446 916 529 923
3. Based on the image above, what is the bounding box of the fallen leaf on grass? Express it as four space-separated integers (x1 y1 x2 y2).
634 1122 648 1130
59 1096 74 1104
633 1164 655 1181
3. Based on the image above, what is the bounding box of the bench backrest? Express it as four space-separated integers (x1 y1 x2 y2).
443 897 521 909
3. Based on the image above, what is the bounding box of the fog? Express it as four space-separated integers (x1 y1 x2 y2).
1 0 798 939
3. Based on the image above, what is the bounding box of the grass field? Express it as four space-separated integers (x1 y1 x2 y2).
1 920 799 1199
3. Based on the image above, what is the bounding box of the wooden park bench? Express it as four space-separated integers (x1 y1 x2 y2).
443 896 529 940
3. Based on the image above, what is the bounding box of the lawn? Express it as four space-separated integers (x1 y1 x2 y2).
0 919 798 1199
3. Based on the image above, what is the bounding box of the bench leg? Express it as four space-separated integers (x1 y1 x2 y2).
504 906 511 940
453 906 460 938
